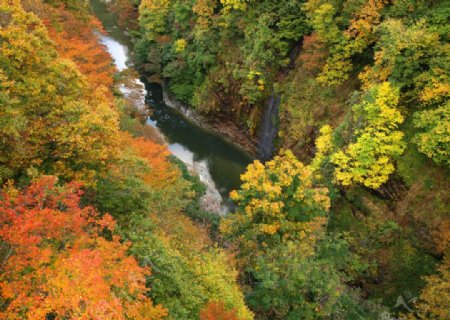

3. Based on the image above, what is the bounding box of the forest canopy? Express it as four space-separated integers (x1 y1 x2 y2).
0 0 449 319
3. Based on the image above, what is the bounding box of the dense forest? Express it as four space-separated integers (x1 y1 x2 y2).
0 0 448 319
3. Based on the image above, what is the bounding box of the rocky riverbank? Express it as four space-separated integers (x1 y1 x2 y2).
127 85 224 214
187 161 224 215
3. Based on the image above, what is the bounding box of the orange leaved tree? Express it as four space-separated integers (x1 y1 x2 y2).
0 176 167 319
45 6 116 89
200 301 240 320
130 136 180 188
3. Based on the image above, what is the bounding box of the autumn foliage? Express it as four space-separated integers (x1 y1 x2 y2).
129 135 180 188
0 1 253 320
45 5 115 89
108 0 139 30
200 301 240 320
0 1 120 184
0 176 167 319
221 150 330 259
2 0 448 319
411 257 450 319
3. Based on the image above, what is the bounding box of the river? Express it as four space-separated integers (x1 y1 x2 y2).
91 0 252 213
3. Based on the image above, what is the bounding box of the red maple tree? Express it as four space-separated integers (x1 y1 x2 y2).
0 176 167 319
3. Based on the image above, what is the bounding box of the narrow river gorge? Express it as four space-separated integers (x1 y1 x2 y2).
91 0 252 213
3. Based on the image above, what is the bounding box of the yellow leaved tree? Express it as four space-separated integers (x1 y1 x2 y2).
221 150 330 265
0 0 120 184
409 257 450 319
331 82 405 188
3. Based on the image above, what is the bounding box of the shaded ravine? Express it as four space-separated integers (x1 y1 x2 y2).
257 41 302 161
258 94 280 161
91 0 252 213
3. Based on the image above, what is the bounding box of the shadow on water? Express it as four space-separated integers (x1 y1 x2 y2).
145 83 253 199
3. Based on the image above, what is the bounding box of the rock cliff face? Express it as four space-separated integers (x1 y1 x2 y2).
161 82 258 156
258 94 280 161
118 71 149 117
161 83 204 125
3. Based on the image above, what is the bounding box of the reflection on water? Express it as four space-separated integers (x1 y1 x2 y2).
145 83 252 203
169 143 195 165
100 36 128 71
91 0 252 212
